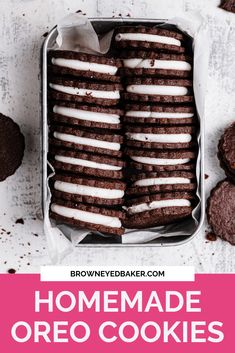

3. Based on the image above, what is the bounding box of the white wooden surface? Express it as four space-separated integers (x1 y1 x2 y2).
1 0 235 273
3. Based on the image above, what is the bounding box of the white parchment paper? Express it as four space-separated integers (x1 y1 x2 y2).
44 14 209 262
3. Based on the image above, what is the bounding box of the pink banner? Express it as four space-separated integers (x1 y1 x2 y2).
0 274 234 352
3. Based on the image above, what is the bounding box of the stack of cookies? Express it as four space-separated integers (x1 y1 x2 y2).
47 50 126 236
114 26 197 229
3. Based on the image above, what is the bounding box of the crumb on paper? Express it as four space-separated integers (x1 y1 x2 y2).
42 31 49 38
206 231 217 242
8 268 16 274
15 218 24 225
204 174 209 179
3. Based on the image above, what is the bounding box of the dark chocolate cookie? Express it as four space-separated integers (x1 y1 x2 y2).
49 77 122 106
120 51 192 78
123 192 194 229
123 78 193 103
50 198 125 235
127 171 196 196
48 50 122 82
124 104 195 125
114 26 185 53
0 113 25 181
51 174 126 206
125 126 195 149
207 179 235 245
50 102 123 130
218 122 235 181
50 125 123 157
220 0 235 13
125 148 197 172
49 148 125 179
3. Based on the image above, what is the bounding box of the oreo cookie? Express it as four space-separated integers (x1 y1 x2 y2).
124 104 195 125
0 113 25 181
220 0 235 13
123 192 194 229
125 126 195 149
127 171 196 196
51 174 126 206
50 125 123 157
50 148 125 179
48 50 122 82
123 78 193 103
49 77 122 106
50 102 123 130
114 26 185 53
207 179 235 245
125 148 196 172
120 51 192 78
50 199 125 235
218 122 235 181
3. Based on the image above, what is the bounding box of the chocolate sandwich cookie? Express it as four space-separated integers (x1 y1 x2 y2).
220 0 235 13
49 77 122 106
50 148 125 179
124 104 195 125
114 26 185 53
51 174 126 206
50 125 123 157
123 78 193 103
125 148 197 172
125 126 195 149
50 102 123 130
218 122 235 182
127 171 196 196
123 192 194 229
207 179 235 245
120 51 192 78
0 113 25 181
50 199 125 236
48 50 122 82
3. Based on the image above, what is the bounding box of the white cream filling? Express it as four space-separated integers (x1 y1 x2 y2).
53 105 120 124
127 199 191 215
125 111 194 119
55 155 121 171
54 181 124 199
131 156 191 165
115 33 181 46
50 83 120 99
52 58 118 75
53 132 120 151
126 133 192 143
126 84 188 96
134 177 191 187
123 58 191 71
51 204 122 228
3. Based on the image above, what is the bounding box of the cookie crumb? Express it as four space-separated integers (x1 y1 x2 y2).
8 268 16 274
205 174 209 179
42 31 49 38
15 218 24 225
206 231 217 242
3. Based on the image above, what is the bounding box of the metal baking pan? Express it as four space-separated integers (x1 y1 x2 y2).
41 17 205 247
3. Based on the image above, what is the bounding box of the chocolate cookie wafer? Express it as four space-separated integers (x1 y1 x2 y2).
125 148 196 172
123 78 193 103
51 174 126 206
125 126 195 149
120 51 192 78
48 50 122 82
49 77 122 106
114 26 185 53
207 179 235 245
50 199 125 235
218 122 235 182
127 171 196 196
50 102 123 130
50 125 123 157
49 148 125 179
123 192 194 229
124 104 195 125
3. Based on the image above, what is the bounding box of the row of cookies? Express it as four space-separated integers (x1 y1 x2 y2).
113 26 198 229
47 50 127 236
